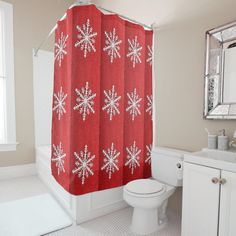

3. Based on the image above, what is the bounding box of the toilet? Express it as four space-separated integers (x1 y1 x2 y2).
123 147 187 235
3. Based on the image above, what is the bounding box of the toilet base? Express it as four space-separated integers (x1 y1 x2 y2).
130 207 168 235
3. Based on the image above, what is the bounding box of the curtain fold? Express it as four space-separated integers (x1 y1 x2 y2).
123 22 146 184
144 30 153 178
52 5 153 196
99 15 125 190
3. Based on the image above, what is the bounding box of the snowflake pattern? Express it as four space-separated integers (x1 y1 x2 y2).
125 141 141 175
101 143 120 179
146 45 153 66
103 28 122 63
146 95 153 117
145 144 152 165
72 145 95 185
126 36 142 68
75 19 97 58
74 82 96 121
102 85 121 121
126 88 142 121
53 86 68 120
52 142 66 175
54 32 68 67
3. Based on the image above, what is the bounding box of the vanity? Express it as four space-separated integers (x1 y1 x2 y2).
182 18 236 236
181 148 236 236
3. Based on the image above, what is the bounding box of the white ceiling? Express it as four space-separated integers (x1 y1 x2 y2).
92 0 236 27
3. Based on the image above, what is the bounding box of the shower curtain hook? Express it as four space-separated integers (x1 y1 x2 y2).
35 2 153 56
151 23 158 30
76 0 91 5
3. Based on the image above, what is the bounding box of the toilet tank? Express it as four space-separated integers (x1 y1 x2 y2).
151 147 188 187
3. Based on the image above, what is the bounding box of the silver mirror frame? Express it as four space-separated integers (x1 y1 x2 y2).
204 21 236 120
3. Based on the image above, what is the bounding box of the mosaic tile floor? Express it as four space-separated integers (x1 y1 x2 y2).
47 207 181 236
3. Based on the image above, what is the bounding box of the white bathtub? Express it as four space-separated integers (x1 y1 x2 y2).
36 145 127 224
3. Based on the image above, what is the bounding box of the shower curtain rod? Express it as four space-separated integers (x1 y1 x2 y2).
34 3 155 57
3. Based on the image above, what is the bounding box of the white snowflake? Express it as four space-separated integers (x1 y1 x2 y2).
72 145 95 185
146 45 153 66
52 142 66 175
146 95 153 117
125 141 141 175
101 143 120 179
75 19 97 58
145 144 152 165
126 36 142 68
102 85 121 121
126 88 142 121
74 82 96 121
103 28 122 63
53 86 67 120
54 32 68 67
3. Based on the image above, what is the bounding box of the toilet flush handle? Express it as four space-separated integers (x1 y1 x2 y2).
176 163 182 169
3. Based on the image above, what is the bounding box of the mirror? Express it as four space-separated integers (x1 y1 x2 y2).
204 22 236 119
223 46 236 103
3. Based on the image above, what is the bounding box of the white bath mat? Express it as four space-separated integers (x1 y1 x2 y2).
0 193 72 236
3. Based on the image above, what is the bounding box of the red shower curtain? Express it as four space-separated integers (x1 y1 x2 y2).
52 5 153 195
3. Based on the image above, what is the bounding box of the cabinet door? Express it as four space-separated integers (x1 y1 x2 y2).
219 171 236 236
182 162 220 236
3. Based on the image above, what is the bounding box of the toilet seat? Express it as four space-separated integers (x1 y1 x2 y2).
124 179 166 197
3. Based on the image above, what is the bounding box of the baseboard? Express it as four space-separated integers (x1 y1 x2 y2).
0 163 37 181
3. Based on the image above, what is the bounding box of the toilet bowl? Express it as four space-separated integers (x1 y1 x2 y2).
123 179 175 235
123 147 187 235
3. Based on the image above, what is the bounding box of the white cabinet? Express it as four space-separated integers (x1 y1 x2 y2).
182 163 220 236
219 171 236 236
182 162 236 236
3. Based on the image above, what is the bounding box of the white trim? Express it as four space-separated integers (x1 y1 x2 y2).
0 142 18 152
0 163 36 181
0 1 16 149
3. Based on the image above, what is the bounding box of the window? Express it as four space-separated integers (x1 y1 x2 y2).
0 1 16 151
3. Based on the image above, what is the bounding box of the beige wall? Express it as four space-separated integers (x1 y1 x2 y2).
154 20 236 152
93 0 236 212
0 0 73 167
154 10 236 213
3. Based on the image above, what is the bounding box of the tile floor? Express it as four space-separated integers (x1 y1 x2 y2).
47 207 181 236
0 176 181 236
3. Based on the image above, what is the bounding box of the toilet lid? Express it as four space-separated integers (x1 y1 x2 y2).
125 179 164 195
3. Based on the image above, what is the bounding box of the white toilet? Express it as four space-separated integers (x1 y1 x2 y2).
123 147 187 235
